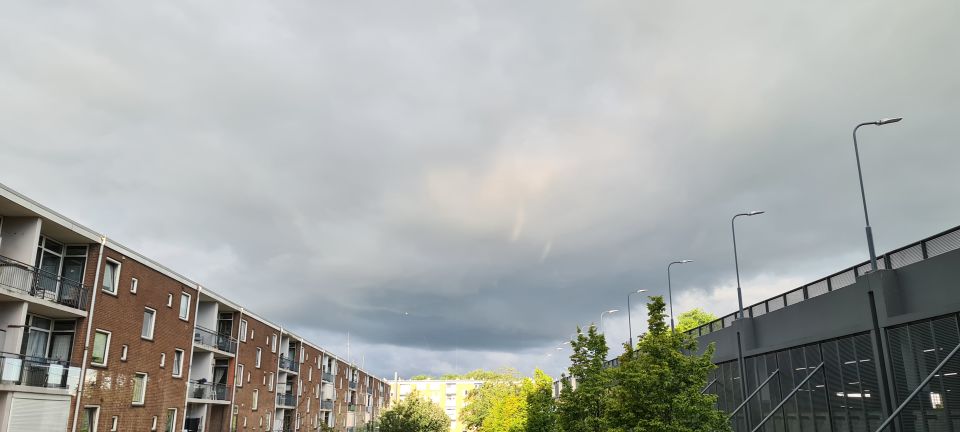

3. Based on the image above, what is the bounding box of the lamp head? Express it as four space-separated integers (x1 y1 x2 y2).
748 210 765 216
877 117 902 125
607 309 620 314
636 289 647 294
680 259 693 264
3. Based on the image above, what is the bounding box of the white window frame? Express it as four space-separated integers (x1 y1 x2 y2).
82 406 100 432
110 416 118 432
178 293 191 321
237 364 244 387
160 353 166 368
173 349 184 378
239 320 248 342
132 372 148 406
151 415 157 431
120 345 128 361
142 307 157 340
166 293 173 307
91 329 111 367
102 259 121 295
255 348 262 368
271 334 277 353
130 278 138 294
268 372 274 391
165 408 177 432
252 389 259 410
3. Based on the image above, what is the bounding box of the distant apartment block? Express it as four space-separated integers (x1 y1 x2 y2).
388 379 483 432
0 183 389 432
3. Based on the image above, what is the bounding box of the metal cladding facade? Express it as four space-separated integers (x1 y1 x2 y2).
689 225 960 432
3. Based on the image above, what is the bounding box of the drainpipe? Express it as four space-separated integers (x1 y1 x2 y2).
182 284 203 432
229 307 245 432
70 235 106 432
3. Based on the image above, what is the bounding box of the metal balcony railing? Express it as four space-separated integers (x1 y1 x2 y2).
193 326 237 354
0 254 89 311
0 353 78 389
188 380 229 401
276 392 296 407
322 370 334 382
348 403 356 412
349 380 357 389
278 355 299 373
320 400 334 410
687 224 960 338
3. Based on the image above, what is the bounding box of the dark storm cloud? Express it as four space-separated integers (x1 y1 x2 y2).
2 0 959 377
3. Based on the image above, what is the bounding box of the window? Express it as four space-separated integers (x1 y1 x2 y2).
91 330 111 366
268 372 274 391
179 293 191 320
79 406 99 432
110 416 118 431
239 320 248 342
252 389 259 410
173 350 184 377
151 416 157 431
255 348 262 368
132 373 147 405
120 345 128 361
160 353 166 368
251 328 255 339
130 278 138 294
164 409 177 432
271 334 277 352
237 364 244 387
142 308 156 339
166 294 173 307
102 260 120 294
308 367 313 381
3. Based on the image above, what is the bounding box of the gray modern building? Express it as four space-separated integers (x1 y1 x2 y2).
689 224 960 432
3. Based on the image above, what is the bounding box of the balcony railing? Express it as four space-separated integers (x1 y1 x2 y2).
193 326 237 354
188 380 229 401
322 370 334 382
348 403 356 412
320 400 334 410
0 353 78 389
0 254 89 311
687 224 960 338
278 355 299 373
276 392 296 408
348 380 357 389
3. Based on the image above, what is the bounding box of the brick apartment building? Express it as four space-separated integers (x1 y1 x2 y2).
0 183 389 432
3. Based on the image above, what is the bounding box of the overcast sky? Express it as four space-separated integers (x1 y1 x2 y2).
2 1 959 379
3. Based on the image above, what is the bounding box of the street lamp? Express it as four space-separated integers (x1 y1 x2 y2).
853 117 902 272
600 309 619 334
732 211 764 320
627 289 648 345
667 260 692 331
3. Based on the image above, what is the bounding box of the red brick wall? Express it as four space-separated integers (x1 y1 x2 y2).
232 313 279 431
71 246 198 431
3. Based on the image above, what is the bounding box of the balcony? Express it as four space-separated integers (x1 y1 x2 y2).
348 403 356 412
321 369 334 382
0 255 89 311
320 400 334 410
0 353 78 389
348 380 357 390
188 380 229 402
278 355 299 373
276 392 296 408
193 326 237 355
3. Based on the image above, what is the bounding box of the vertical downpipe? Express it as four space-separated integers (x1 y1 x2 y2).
737 331 751 430
70 236 106 432
869 291 897 431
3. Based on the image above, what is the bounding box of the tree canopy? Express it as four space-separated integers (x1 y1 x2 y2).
675 308 717 333
379 390 450 432
459 368 554 432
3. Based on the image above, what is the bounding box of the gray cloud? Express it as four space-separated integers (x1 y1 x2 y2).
2 0 959 377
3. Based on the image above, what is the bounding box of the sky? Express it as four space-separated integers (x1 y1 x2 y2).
2 0 959 379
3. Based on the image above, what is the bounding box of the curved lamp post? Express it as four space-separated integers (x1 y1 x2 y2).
733 211 764 319
627 289 647 345
853 117 902 272
667 260 692 331
600 309 619 335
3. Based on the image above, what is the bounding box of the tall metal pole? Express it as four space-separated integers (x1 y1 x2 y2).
852 117 902 272
733 211 764 320
667 261 691 332
627 289 646 346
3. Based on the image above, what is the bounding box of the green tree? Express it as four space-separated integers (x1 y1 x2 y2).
379 390 450 432
603 296 730 432
525 368 556 432
675 308 717 333
556 324 610 432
